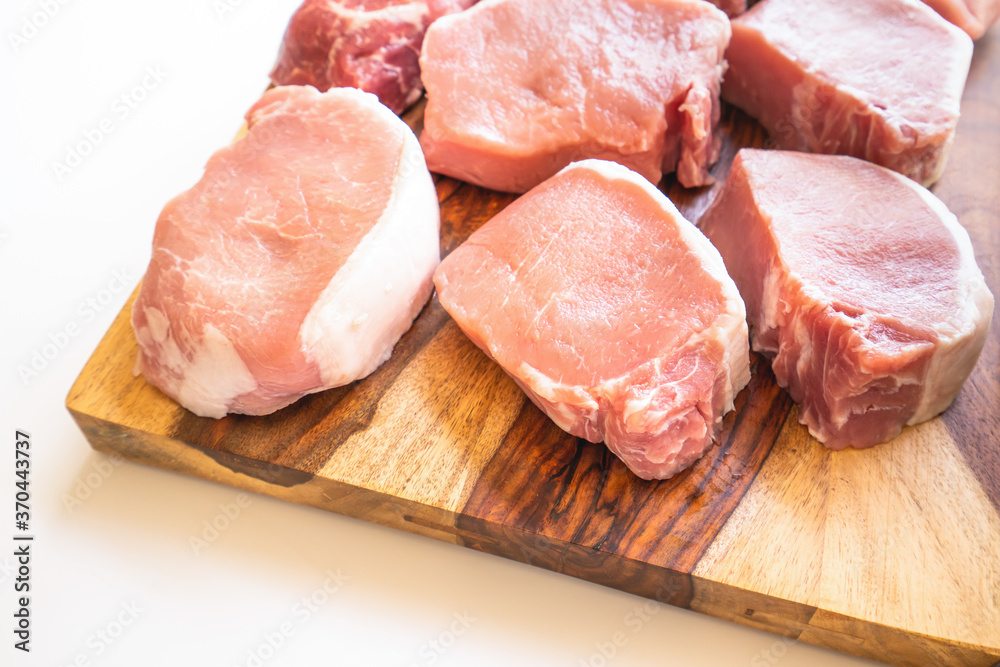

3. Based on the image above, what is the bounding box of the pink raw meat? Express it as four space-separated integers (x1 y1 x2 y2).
434 159 750 480
723 0 972 186
419 0 731 193
132 86 440 418
921 0 1000 38
270 0 477 114
700 149 993 449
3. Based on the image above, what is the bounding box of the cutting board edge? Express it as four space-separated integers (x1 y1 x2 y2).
66 393 1000 667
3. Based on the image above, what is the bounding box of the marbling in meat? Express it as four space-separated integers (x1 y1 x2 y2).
921 0 1000 38
434 159 750 480
722 0 973 186
132 86 440 418
270 0 477 114
419 0 731 192
700 149 993 449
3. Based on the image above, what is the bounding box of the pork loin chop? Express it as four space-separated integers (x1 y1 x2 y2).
419 0 731 193
700 149 993 449
270 0 477 114
132 86 440 418
434 159 750 480
723 0 973 186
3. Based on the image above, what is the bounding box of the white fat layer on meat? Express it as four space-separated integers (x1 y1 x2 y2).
517 363 601 436
431 0 497 27
513 159 751 451
888 170 994 424
300 117 440 386
174 324 259 419
134 305 258 418
333 1 427 26
134 306 258 418
144 304 171 344
135 306 187 376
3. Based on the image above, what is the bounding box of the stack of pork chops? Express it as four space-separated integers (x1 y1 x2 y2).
132 0 995 480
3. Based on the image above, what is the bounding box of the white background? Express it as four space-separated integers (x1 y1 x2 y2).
1 0 970 665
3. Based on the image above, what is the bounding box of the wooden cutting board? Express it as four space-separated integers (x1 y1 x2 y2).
67 31 1000 667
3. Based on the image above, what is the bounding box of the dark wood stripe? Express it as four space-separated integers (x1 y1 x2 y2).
438 181 517 257
172 297 456 476
459 354 792 580
76 410 317 488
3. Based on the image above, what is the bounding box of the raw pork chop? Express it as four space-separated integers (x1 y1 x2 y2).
723 0 973 186
434 160 750 480
132 86 440 418
921 0 1000 38
270 0 477 114
419 0 731 193
700 149 993 449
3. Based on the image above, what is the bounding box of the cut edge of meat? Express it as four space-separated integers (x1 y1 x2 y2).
725 0 973 187
677 82 723 189
743 0 974 125
887 168 995 424
300 103 440 385
701 149 994 448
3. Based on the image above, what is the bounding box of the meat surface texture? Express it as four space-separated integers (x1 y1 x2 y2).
700 149 993 449
419 0 731 193
132 86 440 418
921 0 1000 38
434 159 750 480
270 0 476 114
723 0 973 186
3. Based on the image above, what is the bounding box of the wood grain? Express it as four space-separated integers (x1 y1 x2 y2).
67 29 1000 667
937 31 1000 514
